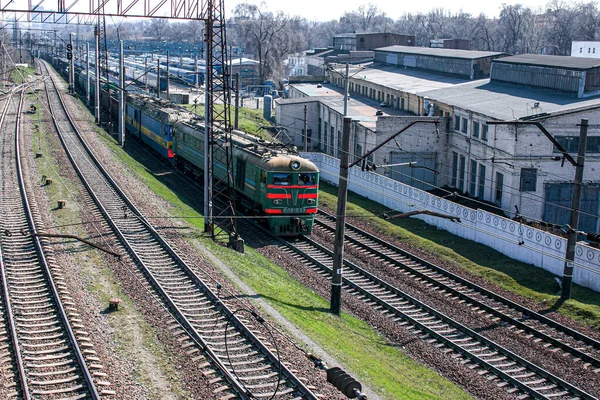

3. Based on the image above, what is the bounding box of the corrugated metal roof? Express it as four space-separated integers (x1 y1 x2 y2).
494 54 600 70
375 45 504 60
421 79 600 120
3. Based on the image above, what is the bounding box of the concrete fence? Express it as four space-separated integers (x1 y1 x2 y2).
304 152 600 293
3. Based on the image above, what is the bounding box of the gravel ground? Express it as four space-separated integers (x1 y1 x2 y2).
23 74 150 399
49 66 345 399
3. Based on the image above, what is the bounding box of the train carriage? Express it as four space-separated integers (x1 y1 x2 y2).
125 95 183 159
126 93 319 235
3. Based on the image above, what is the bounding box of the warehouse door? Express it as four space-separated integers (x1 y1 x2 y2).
543 183 600 233
389 152 437 191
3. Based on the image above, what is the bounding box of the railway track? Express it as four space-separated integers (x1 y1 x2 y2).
0 87 99 398
239 217 597 399
39 60 322 399
314 210 600 371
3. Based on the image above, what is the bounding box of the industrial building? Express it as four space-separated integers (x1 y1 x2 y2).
277 48 600 232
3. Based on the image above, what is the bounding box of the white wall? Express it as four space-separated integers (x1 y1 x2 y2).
571 41 600 58
305 152 600 293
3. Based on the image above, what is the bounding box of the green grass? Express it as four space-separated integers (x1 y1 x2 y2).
96 129 473 400
319 182 600 330
206 242 473 400
12 66 35 83
182 103 272 139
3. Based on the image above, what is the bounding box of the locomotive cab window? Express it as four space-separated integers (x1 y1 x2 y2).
298 173 316 185
272 173 291 185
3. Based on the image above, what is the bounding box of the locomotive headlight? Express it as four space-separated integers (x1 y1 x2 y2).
290 160 301 170
307 199 315 204
273 199 283 205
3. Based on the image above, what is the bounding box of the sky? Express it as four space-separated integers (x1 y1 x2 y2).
225 0 552 22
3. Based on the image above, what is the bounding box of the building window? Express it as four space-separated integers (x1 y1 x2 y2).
495 172 504 204
580 47 583 53
401 98 405 110
459 155 466 191
318 118 322 151
454 115 461 131
451 152 458 187
555 136 600 153
594 48 596 54
520 168 537 192
470 160 477 196
589 48 591 53
330 126 335 156
472 122 480 139
337 130 342 157
461 117 468 134
323 121 328 153
478 164 486 199
481 124 488 141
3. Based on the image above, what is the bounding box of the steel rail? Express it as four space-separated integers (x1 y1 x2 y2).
40 60 319 400
254 224 595 399
14 74 100 399
315 211 600 366
316 209 600 354
0 88 30 400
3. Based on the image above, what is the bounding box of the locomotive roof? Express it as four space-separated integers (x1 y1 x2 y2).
127 93 192 124
178 119 318 172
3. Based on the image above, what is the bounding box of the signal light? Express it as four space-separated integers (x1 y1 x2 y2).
66 44 73 51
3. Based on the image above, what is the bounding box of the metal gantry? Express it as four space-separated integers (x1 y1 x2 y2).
2 0 238 243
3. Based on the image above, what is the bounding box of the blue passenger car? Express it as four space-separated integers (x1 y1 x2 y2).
125 95 177 159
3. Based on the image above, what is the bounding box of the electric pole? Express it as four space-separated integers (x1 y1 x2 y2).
562 118 588 299
303 104 308 152
166 50 170 100
331 117 352 315
118 39 125 146
94 25 100 124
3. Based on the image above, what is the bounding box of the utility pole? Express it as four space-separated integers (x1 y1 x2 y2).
144 57 148 93
86 42 90 106
203 36 212 234
485 119 584 299
166 50 170 100
68 33 74 93
156 58 160 96
235 72 240 129
343 63 349 116
303 104 308 152
331 117 352 315
94 26 100 124
118 40 125 147
194 54 199 90
19 30 22 63
562 118 588 299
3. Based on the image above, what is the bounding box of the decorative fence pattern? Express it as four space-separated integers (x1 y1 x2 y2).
305 152 600 292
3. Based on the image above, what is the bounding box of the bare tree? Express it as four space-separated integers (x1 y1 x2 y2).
232 3 297 83
339 4 393 33
145 18 170 41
